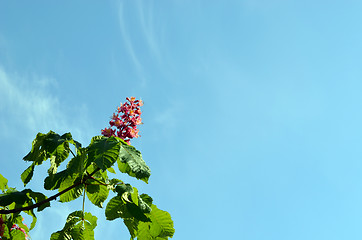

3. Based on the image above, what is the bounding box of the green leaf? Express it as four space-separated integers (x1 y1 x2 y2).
138 195 152 214
27 191 50 212
106 178 123 191
51 211 97 240
23 131 72 163
0 173 8 191
107 167 116 174
124 218 139 239
90 166 108 183
138 205 174 240
23 208 37 230
44 169 68 190
105 196 125 221
10 228 27 240
0 189 49 231
44 153 86 191
58 176 84 202
126 202 150 222
22 131 79 186
130 187 139 205
0 190 31 207
23 132 48 163
43 132 74 166
105 187 151 223
6 214 31 239
20 163 35 186
71 212 97 240
115 183 133 195
117 141 151 183
50 231 71 240
140 194 153 206
87 136 120 171
84 212 97 229
14 214 30 233
85 182 109 208
67 149 87 175
1 223 10 239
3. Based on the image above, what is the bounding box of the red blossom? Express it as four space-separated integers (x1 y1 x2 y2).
101 97 143 144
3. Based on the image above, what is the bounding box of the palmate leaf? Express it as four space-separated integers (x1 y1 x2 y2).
51 211 97 240
58 175 84 203
106 191 174 240
5 215 31 240
87 136 120 171
10 228 27 240
0 173 8 192
44 169 68 191
0 189 50 231
0 189 49 212
137 205 175 240
85 181 109 208
124 218 139 239
71 212 97 240
21 131 79 186
105 186 151 222
21 163 35 187
117 140 151 183
44 152 87 194
105 188 155 239
105 196 126 221
115 183 133 195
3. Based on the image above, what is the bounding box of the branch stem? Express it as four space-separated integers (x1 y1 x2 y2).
0 167 100 214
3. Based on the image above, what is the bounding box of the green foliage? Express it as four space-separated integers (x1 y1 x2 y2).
50 211 97 240
0 173 9 192
85 182 109 208
117 140 151 183
0 131 174 240
0 189 49 212
21 131 79 186
87 136 120 171
139 204 175 239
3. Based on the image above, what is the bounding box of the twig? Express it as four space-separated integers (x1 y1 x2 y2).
0 167 100 214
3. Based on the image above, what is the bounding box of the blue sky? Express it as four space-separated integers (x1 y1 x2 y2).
2 1 362 239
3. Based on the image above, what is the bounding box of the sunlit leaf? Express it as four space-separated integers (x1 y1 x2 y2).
20 163 35 187
86 182 109 208
87 136 120 170
22 131 79 186
58 176 84 203
117 140 151 183
0 173 8 191
138 205 174 240
51 211 97 240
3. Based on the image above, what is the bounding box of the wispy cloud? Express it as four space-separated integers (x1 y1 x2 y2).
136 0 163 63
0 66 93 144
152 100 184 140
117 1 165 87
118 2 147 87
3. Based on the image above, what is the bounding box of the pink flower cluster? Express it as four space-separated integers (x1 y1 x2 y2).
101 97 143 144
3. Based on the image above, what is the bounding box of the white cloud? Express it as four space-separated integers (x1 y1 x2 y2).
0 66 93 144
117 1 165 87
136 0 163 63
152 100 184 140
118 2 147 87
